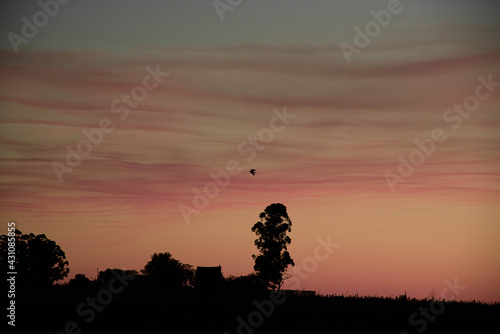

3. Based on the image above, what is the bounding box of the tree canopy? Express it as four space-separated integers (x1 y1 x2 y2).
68 273 95 289
251 203 294 290
141 252 194 289
0 229 69 288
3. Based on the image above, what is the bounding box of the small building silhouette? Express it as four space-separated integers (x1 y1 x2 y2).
194 266 224 291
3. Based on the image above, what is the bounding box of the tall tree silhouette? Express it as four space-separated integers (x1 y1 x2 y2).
141 252 194 289
0 229 69 288
251 203 294 290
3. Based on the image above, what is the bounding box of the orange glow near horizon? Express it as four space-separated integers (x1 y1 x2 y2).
22 196 499 303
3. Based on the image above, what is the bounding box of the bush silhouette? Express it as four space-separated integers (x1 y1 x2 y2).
141 252 194 289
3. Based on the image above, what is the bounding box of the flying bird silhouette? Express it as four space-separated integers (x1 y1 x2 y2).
249 169 256 176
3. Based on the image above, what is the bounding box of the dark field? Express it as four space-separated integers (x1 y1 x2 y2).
9 285 500 334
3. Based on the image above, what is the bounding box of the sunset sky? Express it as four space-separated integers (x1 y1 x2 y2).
0 0 499 303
